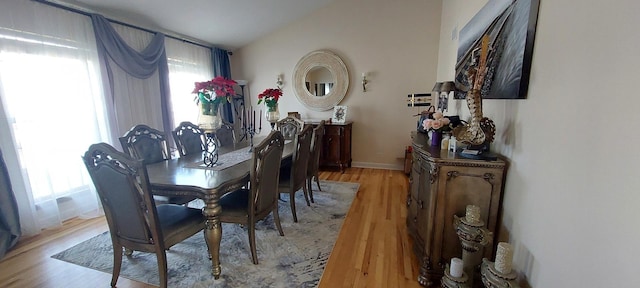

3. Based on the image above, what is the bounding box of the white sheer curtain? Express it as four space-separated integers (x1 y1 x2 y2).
165 38 213 128
0 0 109 235
108 23 164 136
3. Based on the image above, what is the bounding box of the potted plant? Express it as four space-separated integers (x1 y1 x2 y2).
192 76 237 130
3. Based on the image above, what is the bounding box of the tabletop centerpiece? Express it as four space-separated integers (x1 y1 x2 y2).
192 76 237 131
422 111 453 148
258 88 282 130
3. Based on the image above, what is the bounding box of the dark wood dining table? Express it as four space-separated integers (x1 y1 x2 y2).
145 136 294 279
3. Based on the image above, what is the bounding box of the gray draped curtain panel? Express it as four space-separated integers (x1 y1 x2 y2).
212 47 234 123
91 14 174 141
0 149 21 259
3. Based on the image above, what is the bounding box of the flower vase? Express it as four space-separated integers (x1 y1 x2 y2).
430 130 442 148
265 103 280 130
198 100 222 131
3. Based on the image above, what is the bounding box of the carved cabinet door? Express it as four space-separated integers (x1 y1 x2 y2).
432 164 505 268
416 159 434 249
321 125 342 167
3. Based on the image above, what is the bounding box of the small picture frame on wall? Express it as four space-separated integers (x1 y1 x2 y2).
332 105 348 123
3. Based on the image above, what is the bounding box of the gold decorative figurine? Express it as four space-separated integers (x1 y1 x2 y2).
453 36 496 153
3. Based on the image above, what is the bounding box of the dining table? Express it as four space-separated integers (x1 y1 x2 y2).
145 135 294 279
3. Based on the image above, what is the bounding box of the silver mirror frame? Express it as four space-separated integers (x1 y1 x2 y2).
293 50 349 111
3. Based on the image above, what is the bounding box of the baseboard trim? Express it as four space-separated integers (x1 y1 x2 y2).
351 162 403 171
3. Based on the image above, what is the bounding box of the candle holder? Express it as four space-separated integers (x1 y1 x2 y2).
441 263 470 288
241 108 263 152
203 131 220 167
242 119 262 152
480 258 519 288
453 211 492 288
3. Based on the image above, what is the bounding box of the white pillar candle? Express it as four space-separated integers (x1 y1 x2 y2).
450 257 464 278
465 204 481 224
494 242 513 274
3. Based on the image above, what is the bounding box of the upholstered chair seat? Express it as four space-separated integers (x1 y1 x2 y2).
219 189 251 218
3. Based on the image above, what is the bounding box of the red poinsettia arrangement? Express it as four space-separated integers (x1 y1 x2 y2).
192 76 237 103
257 88 282 110
192 76 237 116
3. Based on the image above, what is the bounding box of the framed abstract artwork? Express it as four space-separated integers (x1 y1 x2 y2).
331 105 348 124
455 0 540 99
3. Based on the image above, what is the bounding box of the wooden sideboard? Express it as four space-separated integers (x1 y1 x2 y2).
407 132 507 287
307 121 352 173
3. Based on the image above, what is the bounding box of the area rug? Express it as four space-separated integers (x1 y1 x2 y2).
52 180 359 288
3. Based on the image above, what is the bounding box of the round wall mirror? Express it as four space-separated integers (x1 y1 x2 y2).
293 50 349 111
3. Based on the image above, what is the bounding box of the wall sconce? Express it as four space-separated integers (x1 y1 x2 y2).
362 72 368 92
276 74 283 89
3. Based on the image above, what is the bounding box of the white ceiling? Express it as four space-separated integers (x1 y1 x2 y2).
55 0 334 51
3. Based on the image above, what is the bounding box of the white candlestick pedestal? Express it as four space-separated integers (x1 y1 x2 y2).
480 258 519 288
465 204 481 224
495 242 513 274
441 262 470 288
450 258 463 278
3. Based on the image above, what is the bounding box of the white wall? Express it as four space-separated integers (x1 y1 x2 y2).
232 0 442 170
438 0 640 287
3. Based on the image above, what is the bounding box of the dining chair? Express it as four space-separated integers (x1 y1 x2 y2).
276 116 305 140
82 143 205 288
279 125 313 222
120 124 194 205
119 124 171 164
172 121 205 156
218 130 286 264
215 121 236 147
307 120 325 203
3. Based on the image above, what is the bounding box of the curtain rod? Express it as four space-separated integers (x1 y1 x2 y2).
32 0 229 53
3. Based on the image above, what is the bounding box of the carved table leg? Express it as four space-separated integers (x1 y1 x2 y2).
203 197 222 279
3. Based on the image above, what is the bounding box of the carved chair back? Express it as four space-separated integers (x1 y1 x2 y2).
82 142 204 287
308 120 325 176
276 116 304 140
119 124 170 164
83 143 161 249
290 125 313 190
215 122 236 147
251 130 285 219
172 121 205 156
307 120 325 199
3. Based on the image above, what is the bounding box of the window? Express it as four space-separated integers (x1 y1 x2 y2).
165 38 213 127
0 1 109 231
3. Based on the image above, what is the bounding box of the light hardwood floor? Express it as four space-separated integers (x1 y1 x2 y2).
0 168 423 288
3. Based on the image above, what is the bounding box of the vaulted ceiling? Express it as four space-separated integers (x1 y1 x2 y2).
55 0 335 51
